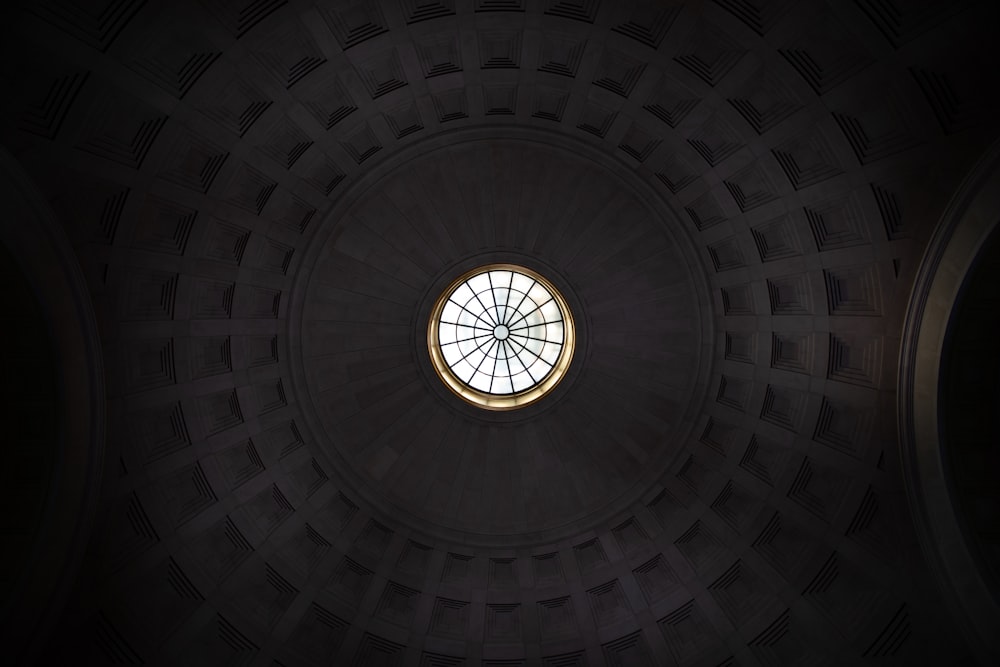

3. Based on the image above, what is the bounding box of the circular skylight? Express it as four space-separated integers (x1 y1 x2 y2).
428 264 575 410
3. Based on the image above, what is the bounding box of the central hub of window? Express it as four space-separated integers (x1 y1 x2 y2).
427 264 575 410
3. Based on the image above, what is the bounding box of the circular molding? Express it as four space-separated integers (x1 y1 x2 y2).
427 263 576 411
898 138 1000 665
288 125 715 547
413 251 589 425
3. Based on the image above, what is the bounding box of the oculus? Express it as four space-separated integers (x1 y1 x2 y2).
428 264 575 410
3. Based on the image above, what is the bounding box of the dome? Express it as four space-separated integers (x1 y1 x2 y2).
293 130 710 544
2 0 999 665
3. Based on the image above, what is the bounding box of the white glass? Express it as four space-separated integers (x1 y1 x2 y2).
436 267 566 396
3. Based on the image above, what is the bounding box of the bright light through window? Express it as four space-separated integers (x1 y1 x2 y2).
428 264 575 410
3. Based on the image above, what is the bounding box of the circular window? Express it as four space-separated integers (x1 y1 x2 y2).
428 264 575 410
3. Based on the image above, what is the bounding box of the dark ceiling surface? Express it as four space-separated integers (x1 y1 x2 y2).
2 0 999 665
294 131 710 545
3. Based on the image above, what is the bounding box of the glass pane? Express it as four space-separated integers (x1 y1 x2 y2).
467 273 492 298
492 289 511 323
540 299 561 322
465 348 487 370
442 342 463 366
490 270 512 316
451 282 474 307
490 305 505 327
527 358 552 379
510 273 534 296
490 270 512 286
458 335 483 356
452 358 476 382
454 324 478 342
457 307 480 329
511 372 533 392
469 371 492 392
441 301 462 324
439 323 458 345
509 309 534 332
525 306 545 328
459 295 485 317
539 342 560 365
483 340 502 360
523 335 543 355
527 283 550 308
492 375 513 394
507 348 525 375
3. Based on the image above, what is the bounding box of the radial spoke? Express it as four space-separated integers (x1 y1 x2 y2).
487 271 504 326
455 329 499 368
502 271 514 326
440 321 494 331
443 332 493 345
508 333 555 344
505 280 535 326
488 345 500 393
508 317 562 332
505 296 555 331
471 289 498 327
474 339 499 375
506 334 546 370
451 299 496 330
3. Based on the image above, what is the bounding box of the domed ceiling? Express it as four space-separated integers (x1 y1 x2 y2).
294 131 710 545
2 0 999 665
